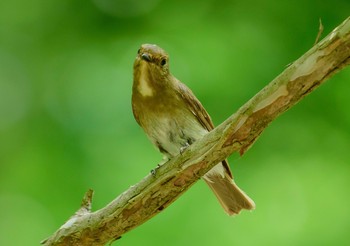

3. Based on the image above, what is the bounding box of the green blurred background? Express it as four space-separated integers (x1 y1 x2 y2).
1 0 349 245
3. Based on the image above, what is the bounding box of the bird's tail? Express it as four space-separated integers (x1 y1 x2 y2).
203 163 255 216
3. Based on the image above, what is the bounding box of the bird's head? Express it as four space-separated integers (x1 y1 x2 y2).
133 44 171 97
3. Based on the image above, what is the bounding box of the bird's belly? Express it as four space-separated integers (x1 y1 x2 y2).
145 115 208 158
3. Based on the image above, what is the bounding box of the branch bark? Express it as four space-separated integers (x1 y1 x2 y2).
42 17 350 246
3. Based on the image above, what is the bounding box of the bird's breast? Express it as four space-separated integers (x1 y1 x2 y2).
142 110 208 158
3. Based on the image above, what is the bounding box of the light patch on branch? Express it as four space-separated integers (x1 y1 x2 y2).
290 50 326 80
253 85 289 112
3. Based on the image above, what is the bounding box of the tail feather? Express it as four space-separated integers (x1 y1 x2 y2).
203 163 255 216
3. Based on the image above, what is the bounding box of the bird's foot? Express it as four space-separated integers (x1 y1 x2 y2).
180 142 190 155
150 164 161 176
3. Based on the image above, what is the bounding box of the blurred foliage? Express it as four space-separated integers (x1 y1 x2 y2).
0 0 349 245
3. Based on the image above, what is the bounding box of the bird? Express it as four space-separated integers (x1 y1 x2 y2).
131 44 255 215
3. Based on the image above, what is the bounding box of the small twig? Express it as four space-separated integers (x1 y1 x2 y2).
314 18 324 45
77 189 94 215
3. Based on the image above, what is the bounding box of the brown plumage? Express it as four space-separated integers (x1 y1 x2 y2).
132 44 255 215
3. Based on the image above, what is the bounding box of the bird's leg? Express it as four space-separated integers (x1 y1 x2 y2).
180 142 190 154
151 156 169 176
150 165 161 176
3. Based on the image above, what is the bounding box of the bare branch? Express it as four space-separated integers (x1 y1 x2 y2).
42 16 350 246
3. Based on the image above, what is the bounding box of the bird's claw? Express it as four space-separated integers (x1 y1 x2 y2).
180 142 190 154
151 164 161 176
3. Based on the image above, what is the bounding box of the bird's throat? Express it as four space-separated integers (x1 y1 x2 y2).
137 63 154 97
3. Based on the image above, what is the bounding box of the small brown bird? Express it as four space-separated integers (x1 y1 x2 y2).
132 44 255 215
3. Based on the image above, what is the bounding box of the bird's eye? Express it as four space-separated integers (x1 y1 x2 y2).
137 48 141 54
160 58 167 66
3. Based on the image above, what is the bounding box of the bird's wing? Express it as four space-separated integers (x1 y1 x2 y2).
176 81 233 178
177 82 215 131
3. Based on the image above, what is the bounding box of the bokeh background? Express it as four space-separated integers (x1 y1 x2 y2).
1 0 349 245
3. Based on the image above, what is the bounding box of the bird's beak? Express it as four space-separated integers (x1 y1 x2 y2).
141 53 152 62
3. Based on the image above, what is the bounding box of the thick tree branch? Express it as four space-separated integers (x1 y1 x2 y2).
42 17 350 246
